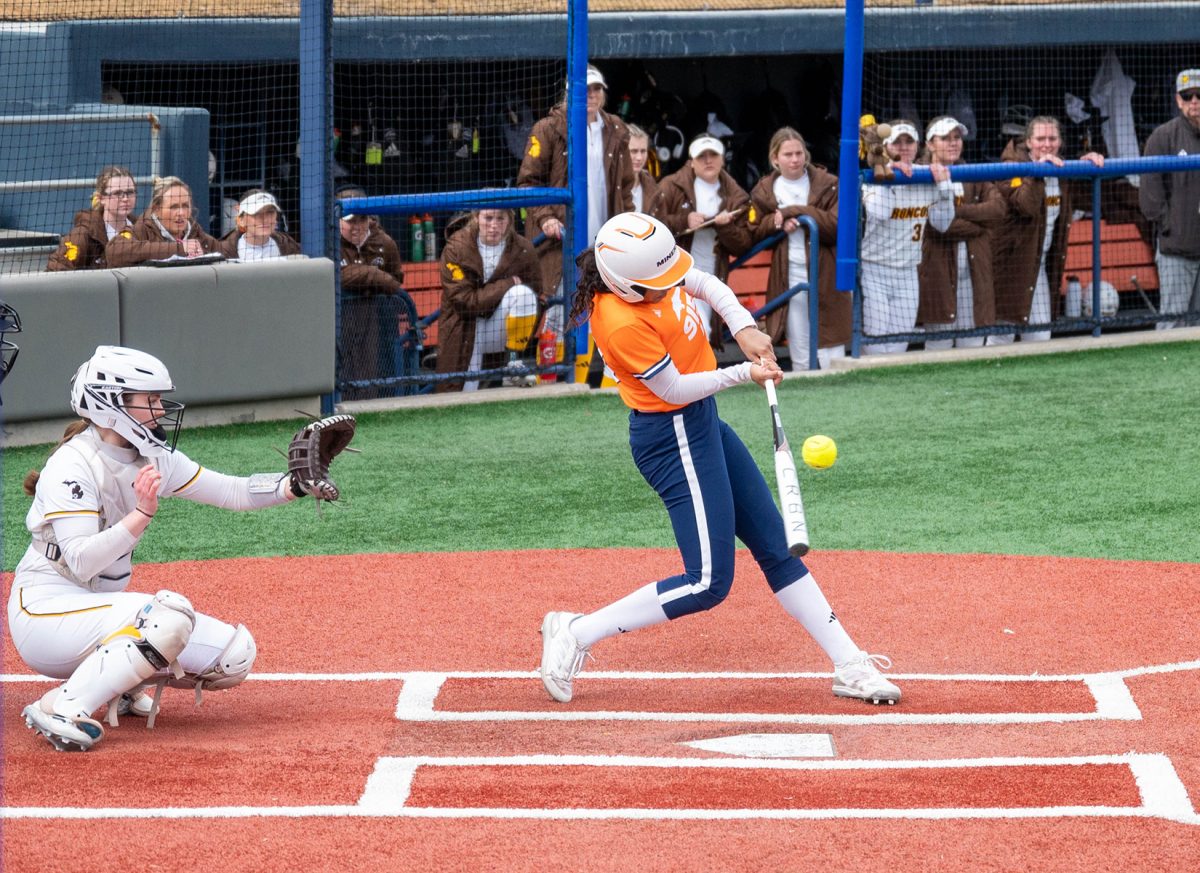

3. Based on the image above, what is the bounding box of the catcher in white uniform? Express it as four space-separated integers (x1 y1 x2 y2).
10 345 355 752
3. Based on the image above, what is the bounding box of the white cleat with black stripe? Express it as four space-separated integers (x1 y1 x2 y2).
832 652 902 705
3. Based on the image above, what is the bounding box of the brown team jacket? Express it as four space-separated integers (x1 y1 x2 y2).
46 209 132 271
338 224 404 295
992 141 1078 324
633 168 659 212
749 166 849 348
435 220 543 391
517 104 635 292
917 177 1006 327
105 215 221 268
649 165 753 284
217 229 303 260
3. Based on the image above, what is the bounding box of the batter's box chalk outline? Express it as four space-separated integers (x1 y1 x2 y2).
388 661 1200 725
353 752 1200 825
3 753 1195 823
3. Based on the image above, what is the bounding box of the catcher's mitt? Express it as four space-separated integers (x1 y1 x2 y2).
287 414 356 501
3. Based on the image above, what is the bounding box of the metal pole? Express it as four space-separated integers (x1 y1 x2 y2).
299 0 334 412
564 0 588 382
835 0 864 293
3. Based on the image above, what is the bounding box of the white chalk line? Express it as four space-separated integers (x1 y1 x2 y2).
5 753 1196 825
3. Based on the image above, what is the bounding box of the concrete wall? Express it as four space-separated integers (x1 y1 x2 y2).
0 256 335 427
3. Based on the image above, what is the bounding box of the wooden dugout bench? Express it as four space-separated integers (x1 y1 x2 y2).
1063 220 1159 304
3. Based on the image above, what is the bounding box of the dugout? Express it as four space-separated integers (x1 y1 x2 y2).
2 4 1199 250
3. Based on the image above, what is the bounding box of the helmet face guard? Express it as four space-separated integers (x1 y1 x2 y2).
0 301 20 392
594 213 693 303
70 346 184 456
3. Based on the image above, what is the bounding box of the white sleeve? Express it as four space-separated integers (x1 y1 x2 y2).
49 514 138 583
684 269 756 336
171 466 295 510
861 184 895 220
928 177 956 233
641 357 753 406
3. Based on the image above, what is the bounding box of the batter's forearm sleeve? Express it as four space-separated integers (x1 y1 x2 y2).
686 270 756 335
642 359 753 406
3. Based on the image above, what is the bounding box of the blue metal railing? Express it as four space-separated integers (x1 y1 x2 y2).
723 215 823 371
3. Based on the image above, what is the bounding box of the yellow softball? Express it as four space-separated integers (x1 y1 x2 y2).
801 435 837 469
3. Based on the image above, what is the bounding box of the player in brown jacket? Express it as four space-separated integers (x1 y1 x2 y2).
335 187 407 399
436 209 543 392
105 177 220 268
517 64 635 299
990 116 1103 343
46 166 138 271
216 191 301 261
650 134 753 340
917 117 1006 349
748 127 846 369
627 124 659 214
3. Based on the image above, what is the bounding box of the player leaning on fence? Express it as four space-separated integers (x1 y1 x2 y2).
105 177 220 267
918 117 1007 349
1139 68 1200 329
990 117 1104 344
46 166 138 272
859 121 955 355
749 127 846 371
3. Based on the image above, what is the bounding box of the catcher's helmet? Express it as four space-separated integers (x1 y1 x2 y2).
0 300 20 395
70 345 184 457
593 212 693 303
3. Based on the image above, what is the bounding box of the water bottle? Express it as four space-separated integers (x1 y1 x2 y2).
423 213 437 261
409 215 424 262
537 330 558 384
1065 275 1082 318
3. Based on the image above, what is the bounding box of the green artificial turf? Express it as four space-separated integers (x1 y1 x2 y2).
5 341 1198 568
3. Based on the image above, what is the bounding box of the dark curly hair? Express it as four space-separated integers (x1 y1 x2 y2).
568 248 612 326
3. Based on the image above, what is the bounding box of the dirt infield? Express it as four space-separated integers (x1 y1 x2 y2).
4 548 1199 870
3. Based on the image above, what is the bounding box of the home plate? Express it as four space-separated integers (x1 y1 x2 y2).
681 733 835 758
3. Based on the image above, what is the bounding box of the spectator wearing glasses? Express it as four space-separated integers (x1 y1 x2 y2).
105 177 220 268
47 166 139 271
217 190 300 261
1139 68 1200 329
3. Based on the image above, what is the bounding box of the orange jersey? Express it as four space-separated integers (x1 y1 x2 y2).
591 285 717 412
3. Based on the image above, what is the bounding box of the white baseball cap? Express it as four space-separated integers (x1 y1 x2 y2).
884 122 920 146
688 135 725 158
926 116 968 140
586 64 606 89
238 191 279 216
1177 69 1200 93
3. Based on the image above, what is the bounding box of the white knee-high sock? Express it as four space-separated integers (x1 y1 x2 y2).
570 582 669 649
773 573 860 665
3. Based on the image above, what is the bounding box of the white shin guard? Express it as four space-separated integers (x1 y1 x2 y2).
54 590 196 728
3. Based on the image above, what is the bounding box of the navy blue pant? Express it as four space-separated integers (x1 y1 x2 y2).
629 395 809 620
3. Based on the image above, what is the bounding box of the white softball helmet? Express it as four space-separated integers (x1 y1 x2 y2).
594 212 693 303
70 345 184 456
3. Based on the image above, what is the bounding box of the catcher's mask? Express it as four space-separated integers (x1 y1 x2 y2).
70 345 185 457
0 300 20 398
